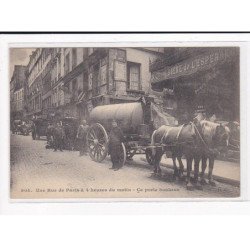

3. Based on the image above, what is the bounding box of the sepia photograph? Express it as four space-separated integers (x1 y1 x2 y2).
1 0 250 248
9 46 240 199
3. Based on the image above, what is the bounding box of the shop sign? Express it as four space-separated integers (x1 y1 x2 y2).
151 48 238 83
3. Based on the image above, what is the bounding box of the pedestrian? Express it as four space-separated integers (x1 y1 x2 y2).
53 121 65 152
76 119 89 156
109 119 125 171
31 120 36 139
193 106 206 123
46 122 54 149
64 122 71 150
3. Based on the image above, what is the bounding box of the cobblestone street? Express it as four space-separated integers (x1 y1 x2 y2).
10 134 240 199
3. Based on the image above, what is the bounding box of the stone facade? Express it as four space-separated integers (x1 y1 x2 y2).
10 65 27 120
13 47 164 121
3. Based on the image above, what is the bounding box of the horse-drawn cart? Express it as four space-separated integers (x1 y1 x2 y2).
86 100 177 167
32 117 49 140
12 120 30 135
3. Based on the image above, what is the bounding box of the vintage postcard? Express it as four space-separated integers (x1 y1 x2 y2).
9 45 241 200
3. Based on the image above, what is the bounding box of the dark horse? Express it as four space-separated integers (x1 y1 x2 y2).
151 120 229 190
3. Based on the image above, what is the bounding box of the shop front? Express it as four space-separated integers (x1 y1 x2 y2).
150 47 240 122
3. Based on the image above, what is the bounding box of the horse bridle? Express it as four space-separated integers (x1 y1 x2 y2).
191 122 212 153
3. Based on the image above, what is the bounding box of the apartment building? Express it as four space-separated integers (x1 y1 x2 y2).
10 65 27 120
27 48 52 117
77 47 164 119
24 47 164 121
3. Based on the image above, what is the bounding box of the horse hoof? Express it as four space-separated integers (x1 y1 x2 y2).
186 182 195 191
209 180 216 186
200 179 207 185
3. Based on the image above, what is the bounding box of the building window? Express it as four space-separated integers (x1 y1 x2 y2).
65 53 70 74
127 62 141 90
72 48 77 68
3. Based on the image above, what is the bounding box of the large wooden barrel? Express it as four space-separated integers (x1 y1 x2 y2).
89 102 144 134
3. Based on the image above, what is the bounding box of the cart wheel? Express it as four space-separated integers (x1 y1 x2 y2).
118 142 126 167
146 148 154 165
87 123 109 162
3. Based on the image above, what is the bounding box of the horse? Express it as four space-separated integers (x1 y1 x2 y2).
199 121 237 185
151 119 230 189
150 122 205 190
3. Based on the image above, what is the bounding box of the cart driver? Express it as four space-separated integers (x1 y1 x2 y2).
109 119 125 171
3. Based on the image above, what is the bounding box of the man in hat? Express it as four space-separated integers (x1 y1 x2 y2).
193 106 207 123
109 120 125 170
76 119 89 156
53 121 65 152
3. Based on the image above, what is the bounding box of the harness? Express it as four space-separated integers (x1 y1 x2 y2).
191 122 210 151
191 122 222 154
177 124 185 141
154 120 230 155
160 124 185 145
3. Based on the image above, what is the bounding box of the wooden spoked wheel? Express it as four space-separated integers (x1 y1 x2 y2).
87 123 109 162
145 148 154 165
119 142 126 167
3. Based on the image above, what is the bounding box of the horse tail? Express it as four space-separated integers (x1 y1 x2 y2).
151 130 157 156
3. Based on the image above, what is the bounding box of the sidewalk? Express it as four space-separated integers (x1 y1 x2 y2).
135 155 240 187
